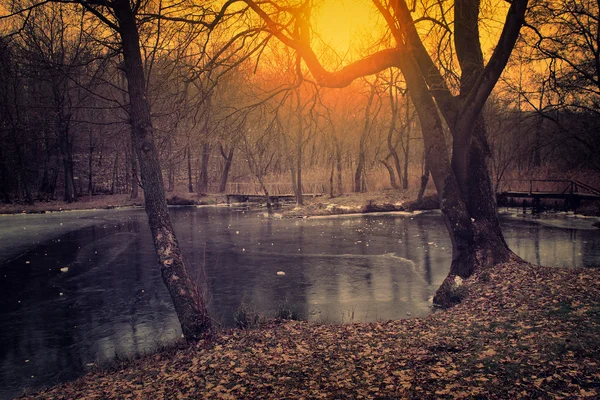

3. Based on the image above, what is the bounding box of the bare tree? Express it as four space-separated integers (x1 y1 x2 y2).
245 0 529 306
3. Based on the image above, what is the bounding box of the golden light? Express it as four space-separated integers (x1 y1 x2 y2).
311 0 381 60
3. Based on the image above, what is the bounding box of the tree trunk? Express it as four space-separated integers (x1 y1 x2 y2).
295 89 303 205
402 134 410 190
402 98 412 190
380 158 398 189
395 56 481 307
296 133 303 205
336 140 343 195
218 145 234 193
114 0 211 340
198 143 211 193
355 85 376 193
88 132 94 195
0 145 10 203
130 138 139 199
187 144 194 193
59 122 76 203
111 151 119 195
417 159 429 201
387 82 403 188
329 155 335 197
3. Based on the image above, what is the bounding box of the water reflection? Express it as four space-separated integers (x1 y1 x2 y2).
0 208 599 398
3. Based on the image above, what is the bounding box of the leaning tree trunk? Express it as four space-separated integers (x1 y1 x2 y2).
114 0 210 340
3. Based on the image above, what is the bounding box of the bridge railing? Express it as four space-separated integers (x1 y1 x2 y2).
502 179 600 195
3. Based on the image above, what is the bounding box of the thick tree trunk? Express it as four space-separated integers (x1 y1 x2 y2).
396 56 482 307
114 0 211 340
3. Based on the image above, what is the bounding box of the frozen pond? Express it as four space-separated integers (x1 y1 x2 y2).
1 207 599 398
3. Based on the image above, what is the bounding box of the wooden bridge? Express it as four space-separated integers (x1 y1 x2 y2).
497 179 600 211
222 182 326 205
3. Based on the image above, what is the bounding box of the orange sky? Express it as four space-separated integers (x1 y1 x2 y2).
311 1 382 59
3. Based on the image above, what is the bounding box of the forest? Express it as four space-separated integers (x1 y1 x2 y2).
1 0 598 206
3 1 600 398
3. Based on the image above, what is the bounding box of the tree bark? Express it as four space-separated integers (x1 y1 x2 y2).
113 0 211 340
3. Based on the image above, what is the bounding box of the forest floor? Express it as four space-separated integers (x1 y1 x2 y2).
21 260 600 399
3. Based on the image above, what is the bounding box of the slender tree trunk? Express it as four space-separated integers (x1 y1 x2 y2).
355 85 376 193
380 158 398 188
198 143 211 193
218 145 234 193
59 122 76 203
329 155 335 197
335 140 343 195
295 89 303 205
402 133 410 190
88 132 94 195
296 134 303 205
0 145 10 203
387 82 403 188
114 0 211 340
187 144 194 193
402 98 412 190
111 151 119 194
417 160 429 201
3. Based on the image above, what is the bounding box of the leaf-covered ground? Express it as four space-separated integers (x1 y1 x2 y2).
22 261 600 399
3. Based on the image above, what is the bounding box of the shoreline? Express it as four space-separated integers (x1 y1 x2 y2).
19 260 600 399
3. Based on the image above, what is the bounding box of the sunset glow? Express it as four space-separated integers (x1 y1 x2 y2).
312 0 381 58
